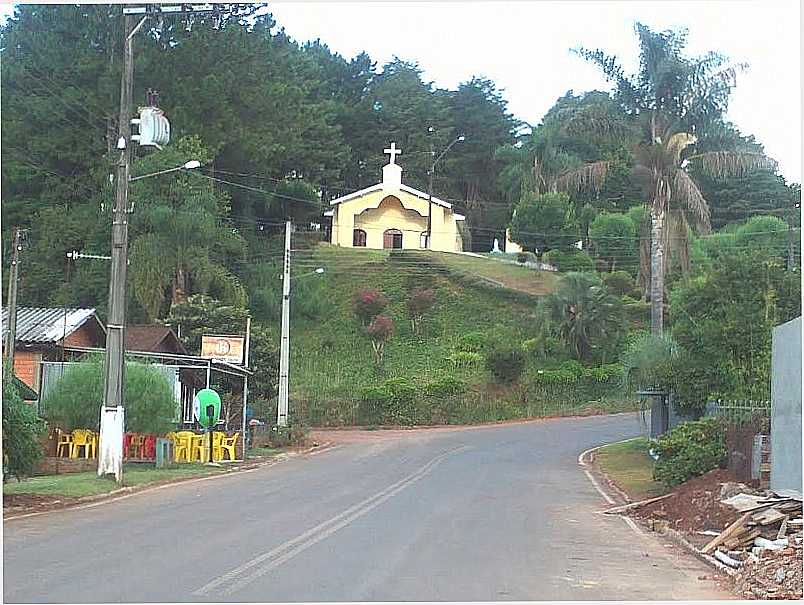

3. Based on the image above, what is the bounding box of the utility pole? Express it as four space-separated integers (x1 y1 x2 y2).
102 13 139 424
4 228 23 368
242 314 251 459
788 202 800 272
277 220 292 427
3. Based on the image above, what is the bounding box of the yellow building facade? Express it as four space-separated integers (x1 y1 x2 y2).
325 143 465 252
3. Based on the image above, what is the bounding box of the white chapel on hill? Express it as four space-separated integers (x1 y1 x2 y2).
324 143 466 252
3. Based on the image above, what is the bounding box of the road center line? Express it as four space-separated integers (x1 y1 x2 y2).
193 445 469 597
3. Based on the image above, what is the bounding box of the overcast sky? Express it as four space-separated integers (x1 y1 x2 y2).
267 0 801 184
2 1 801 183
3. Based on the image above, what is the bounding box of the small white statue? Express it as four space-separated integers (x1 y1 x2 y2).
492 238 501 253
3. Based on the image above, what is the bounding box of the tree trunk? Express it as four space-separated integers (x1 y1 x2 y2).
650 205 665 336
172 267 188 307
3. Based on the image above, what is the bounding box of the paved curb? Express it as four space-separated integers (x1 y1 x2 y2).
4 442 336 521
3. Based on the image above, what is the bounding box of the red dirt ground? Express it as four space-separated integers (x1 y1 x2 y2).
630 469 742 541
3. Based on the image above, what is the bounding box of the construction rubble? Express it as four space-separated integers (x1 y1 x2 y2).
701 490 802 599
614 472 803 600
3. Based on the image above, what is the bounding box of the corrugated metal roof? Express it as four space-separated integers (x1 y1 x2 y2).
1 307 102 344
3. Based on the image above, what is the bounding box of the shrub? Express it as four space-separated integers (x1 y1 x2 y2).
407 288 436 335
454 332 486 354
42 359 177 433
516 251 537 264
559 359 585 379
358 378 418 425
3 372 46 481
602 271 640 298
447 351 483 369
652 417 726 487
542 248 595 272
366 315 395 365
521 338 539 354
353 288 388 325
424 376 466 398
485 343 527 383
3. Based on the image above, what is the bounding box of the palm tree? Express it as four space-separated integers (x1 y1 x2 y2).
544 272 625 362
556 23 775 335
128 148 247 320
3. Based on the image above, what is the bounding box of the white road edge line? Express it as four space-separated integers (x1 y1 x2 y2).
194 445 470 597
578 439 644 536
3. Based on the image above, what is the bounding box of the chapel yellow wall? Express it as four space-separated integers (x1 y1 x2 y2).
331 190 463 252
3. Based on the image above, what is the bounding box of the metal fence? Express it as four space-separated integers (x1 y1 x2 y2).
707 399 772 427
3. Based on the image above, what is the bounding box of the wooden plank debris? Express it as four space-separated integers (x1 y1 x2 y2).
602 492 673 515
702 512 753 554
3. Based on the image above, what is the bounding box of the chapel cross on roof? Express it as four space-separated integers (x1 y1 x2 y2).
384 142 402 165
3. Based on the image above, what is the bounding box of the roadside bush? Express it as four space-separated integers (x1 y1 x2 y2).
42 359 177 433
447 351 483 369
542 248 595 272
485 343 527 383
3 372 46 481
358 378 417 425
652 417 727 487
454 332 486 354
424 376 466 398
516 251 537 264
353 288 388 325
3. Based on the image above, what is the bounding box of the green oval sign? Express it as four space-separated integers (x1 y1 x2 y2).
193 388 221 428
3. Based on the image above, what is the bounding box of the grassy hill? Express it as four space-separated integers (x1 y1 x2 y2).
274 243 635 426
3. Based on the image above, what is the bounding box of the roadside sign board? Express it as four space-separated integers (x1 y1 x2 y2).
201 334 245 365
193 389 221 428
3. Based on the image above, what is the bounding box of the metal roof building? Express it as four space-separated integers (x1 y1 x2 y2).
1 307 105 344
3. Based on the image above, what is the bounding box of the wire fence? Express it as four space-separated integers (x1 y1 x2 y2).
707 398 772 427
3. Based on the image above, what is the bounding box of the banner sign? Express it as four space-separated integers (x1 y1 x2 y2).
201 334 245 365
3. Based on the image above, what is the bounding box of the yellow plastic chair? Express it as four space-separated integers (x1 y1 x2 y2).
71 429 93 458
172 431 195 463
86 430 98 458
190 433 214 463
218 433 239 461
55 428 74 458
211 432 225 461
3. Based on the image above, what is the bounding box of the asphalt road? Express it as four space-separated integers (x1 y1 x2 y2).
3 413 729 602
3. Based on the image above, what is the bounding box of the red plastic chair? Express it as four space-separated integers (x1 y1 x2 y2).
142 434 157 460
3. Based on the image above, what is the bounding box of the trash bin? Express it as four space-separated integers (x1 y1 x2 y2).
155 438 174 468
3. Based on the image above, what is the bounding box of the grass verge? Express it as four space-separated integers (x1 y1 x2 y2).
3 463 231 498
595 437 667 501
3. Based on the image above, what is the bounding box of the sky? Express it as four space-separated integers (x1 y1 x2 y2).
1 1 801 183
266 0 802 184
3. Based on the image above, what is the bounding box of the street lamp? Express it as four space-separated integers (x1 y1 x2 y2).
427 133 465 249
276 260 325 428
129 159 202 182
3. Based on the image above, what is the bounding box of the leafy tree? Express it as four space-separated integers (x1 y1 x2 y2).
128 136 248 319
510 191 578 255
544 272 626 362
42 359 176 433
560 23 775 335
353 289 389 325
366 315 394 366
3 370 46 481
669 250 801 400
407 288 436 335
589 212 637 271
165 294 249 354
